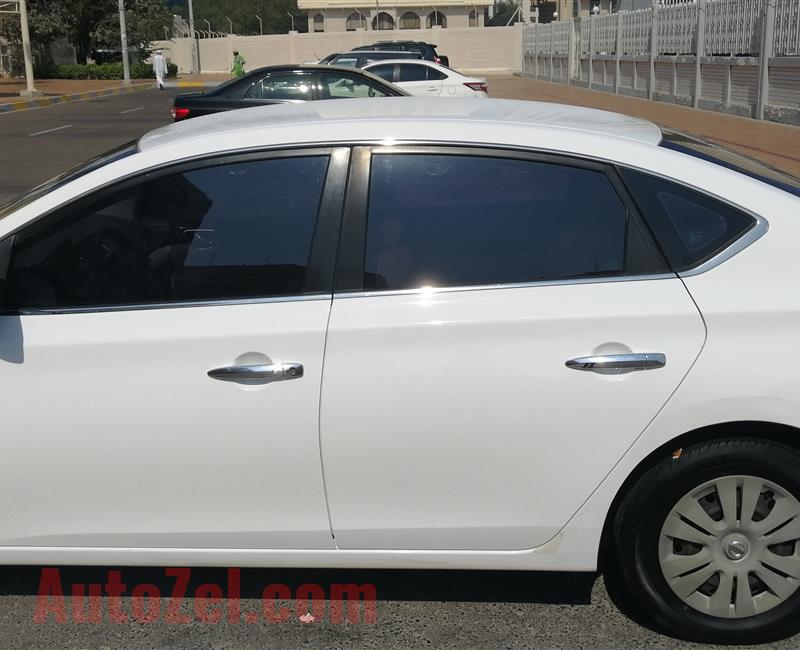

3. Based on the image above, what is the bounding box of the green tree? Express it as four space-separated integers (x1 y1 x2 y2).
0 0 173 64
486 2 519 26
171 0 307 36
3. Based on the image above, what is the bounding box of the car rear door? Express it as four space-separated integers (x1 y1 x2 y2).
0 148 349 550
318 146 706 551
397 63 441 96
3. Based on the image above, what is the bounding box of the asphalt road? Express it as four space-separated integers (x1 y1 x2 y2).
0 88 180 206
1 91 799 649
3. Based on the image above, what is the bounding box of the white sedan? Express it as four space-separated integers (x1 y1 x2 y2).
1 98 800 644
362 59 487 96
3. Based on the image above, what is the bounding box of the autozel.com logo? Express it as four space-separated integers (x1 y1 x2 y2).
34 568 377 625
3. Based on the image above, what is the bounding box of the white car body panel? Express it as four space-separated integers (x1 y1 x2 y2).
362 60 487 97
320 280 705 550
0 301 335 550
1 99 799 571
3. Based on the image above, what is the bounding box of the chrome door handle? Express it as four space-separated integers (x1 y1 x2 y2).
565 353 666 373
207 363 304 383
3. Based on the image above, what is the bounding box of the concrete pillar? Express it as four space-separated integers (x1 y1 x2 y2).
588 14 595 88
649 0 657 100
614 9 622 94
757 0 776 120
694 0 706 108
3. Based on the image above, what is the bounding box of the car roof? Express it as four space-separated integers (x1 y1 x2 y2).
140 98 662 154
364 59 439 66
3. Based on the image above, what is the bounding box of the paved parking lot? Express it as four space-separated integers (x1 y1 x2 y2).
1 85 799 649
0 88 179 205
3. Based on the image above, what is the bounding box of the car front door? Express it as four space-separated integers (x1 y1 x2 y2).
319 147 706 551
0 148 348 550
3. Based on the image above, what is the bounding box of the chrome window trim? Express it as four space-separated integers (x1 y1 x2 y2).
333 273 677 300
5 139 774 310
14 293 332 316
678 218 768 278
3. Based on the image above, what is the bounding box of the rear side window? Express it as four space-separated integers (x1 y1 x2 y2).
620 168 756 272
364 154 664 291
367 64 394 81
398 64 427 82
5 156 330 310
245 74 312 100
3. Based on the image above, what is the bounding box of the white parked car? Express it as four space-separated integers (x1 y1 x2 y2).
2 98 800 644
362 59 487 96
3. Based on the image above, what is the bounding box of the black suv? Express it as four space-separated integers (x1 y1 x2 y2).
353 41 449 67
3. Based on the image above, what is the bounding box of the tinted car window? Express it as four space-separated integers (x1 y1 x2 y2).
367 64 395 81
620 168 756 272
398 64 427 82
318 72 390 98
245 73 312 100
5 156 330 310
364 154 661 291
427 68 447 80
331 56 358 67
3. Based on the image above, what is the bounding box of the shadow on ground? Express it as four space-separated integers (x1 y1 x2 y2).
0 565 599 604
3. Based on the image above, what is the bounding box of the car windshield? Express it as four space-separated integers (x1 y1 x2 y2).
0 141 138 221
660 129 800 198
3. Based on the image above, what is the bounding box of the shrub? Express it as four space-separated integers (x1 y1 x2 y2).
38 62 178 80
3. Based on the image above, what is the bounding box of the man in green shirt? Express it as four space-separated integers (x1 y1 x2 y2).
231 50 246 78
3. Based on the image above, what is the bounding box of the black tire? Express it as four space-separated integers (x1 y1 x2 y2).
612 438 800 644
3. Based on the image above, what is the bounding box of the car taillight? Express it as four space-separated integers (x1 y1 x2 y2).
464 82 488 93
172 106 190 121
434 56 441 64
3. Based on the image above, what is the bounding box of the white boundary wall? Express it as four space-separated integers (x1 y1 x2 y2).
153 25 523 76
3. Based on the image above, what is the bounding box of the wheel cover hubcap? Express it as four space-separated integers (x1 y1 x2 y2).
658 475 800 619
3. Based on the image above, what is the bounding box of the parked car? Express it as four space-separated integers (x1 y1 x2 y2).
170 64 407 121
308 52 343 64
2 98 800 645
328 50 422 68
363 60 487 96
353 40 449 66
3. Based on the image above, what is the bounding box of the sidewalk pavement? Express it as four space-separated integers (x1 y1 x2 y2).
0 79 153 113
486 76 800 178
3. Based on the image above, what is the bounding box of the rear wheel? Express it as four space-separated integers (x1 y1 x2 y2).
613 438 800 644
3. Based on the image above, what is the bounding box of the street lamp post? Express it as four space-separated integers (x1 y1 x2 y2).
255 14 263 35
225 16 233 34
287 12 295 31
16 0 40 96
187 0 199 73
117 0 131 84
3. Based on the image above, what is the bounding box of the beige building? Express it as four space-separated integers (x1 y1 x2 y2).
297 0 490 33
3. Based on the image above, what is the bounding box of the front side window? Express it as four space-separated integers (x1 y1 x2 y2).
620 168 757 271
364 154 662 291
245 73 312 101
318 73 389 99
5 156 330 310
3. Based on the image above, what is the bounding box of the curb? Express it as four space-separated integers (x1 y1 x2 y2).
0 82 153 114
169 81 221 88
